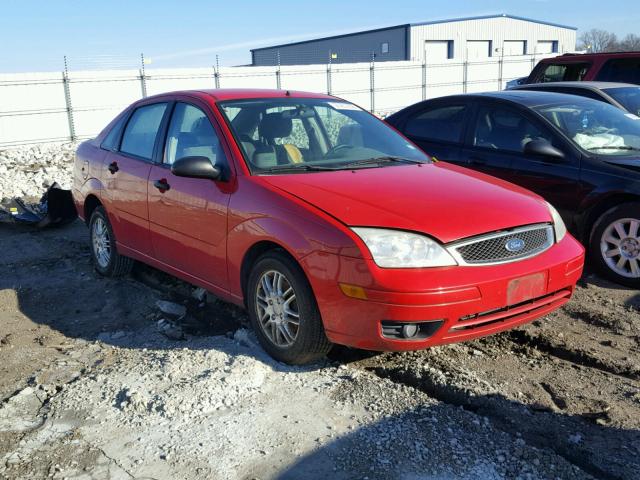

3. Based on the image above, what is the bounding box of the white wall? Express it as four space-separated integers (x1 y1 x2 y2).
0 53 557 148
409 16 576 62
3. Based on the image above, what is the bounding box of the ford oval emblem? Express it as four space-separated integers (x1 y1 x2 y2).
505 238 525 252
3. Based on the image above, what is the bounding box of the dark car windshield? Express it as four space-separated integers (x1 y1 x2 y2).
533 99 640 156
217 98 429 174
603 87 640 116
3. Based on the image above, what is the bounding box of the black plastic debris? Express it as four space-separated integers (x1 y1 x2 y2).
0 183 77 227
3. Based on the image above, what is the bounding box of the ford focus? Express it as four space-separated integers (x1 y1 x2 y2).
73 89 584 364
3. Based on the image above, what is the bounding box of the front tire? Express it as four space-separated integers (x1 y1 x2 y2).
247 251 332 365
590 202 640 288
89 206 134 277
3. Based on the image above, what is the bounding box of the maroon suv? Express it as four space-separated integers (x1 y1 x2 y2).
524 52 640 85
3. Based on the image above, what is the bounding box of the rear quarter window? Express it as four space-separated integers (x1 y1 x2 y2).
404 104 467 143
596 58 640 84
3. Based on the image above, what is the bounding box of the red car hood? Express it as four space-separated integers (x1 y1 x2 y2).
261 162 552 243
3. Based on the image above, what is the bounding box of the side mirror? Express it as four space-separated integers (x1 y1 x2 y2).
171 156 221 180
523 139 565 161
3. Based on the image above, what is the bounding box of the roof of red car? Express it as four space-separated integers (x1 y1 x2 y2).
150 89 336 102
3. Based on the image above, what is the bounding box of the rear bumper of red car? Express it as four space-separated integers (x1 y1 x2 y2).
300 234 585 351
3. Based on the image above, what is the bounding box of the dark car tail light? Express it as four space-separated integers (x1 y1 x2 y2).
381 320 444 340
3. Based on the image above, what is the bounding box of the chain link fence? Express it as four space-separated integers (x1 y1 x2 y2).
0 53 553 148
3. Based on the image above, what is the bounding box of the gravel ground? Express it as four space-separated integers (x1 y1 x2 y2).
0 143 638 479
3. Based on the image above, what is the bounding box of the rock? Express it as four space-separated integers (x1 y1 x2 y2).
156 300 187 318
156 319 185 340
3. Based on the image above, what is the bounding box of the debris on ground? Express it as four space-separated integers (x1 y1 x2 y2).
0 183 77 227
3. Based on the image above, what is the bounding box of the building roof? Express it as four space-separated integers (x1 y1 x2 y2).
410 14 576 31
250 14 576 53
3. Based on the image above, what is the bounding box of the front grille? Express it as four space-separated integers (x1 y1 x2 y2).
449 224 554 265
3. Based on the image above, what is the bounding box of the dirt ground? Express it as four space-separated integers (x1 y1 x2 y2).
0 220 638 480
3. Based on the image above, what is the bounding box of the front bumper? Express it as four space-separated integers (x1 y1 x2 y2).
300 234 585 351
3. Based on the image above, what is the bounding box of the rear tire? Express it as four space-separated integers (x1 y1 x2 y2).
589 202 640 288
89 206 134 277
247 250 332 365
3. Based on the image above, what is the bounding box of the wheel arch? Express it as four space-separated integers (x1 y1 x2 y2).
239 240 302 308
583 193 640 244
83 194 103 225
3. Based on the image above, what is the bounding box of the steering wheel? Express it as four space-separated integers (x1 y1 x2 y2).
324 144 354 158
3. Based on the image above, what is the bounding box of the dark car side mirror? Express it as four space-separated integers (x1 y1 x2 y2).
523 139 565 161
171 156 221 180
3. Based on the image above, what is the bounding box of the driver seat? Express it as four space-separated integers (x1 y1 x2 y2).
257 113 304 165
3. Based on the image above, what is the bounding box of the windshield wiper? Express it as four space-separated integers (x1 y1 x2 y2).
339 156 428 169
258 164 340 174
587 145 640 151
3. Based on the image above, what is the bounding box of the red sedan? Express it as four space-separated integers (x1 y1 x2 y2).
72 89 584 364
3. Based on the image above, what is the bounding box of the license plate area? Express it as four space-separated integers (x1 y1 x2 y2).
507 272 547 306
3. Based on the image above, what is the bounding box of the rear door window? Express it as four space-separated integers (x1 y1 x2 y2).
120 103 168 160
404 104 468 143
537 63 590 82
596 58 640 84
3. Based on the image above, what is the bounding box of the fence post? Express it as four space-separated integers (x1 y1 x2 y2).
275 51 282 89
462 59 468 94
326 54 332 95
140 53 148 98
369 53 375 114
62 56 76 142
421 61 427 100
214 55 221 89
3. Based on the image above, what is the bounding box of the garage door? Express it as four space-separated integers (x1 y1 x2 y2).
467 41 491 59
503 41 526 56
424 41 451 62
536 41 557 54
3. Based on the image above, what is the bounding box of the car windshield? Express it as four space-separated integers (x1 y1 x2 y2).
217 98 429 174
533 99 640 156
603 87 640 116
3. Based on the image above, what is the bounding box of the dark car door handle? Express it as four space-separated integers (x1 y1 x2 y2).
469 156 487 165
153 179 170 192
107 161 119 174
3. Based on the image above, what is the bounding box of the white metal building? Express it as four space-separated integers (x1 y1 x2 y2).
251 14 577 66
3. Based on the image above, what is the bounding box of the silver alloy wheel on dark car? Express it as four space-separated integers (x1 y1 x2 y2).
91 216 112 269
600 217 640 279
255 269 300 347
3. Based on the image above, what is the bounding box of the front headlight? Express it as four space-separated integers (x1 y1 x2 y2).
351 227 457 268
546 201 567 242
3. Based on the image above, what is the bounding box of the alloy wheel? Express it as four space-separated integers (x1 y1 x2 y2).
255 269 300 347
600 217 640 279
92 217 111 269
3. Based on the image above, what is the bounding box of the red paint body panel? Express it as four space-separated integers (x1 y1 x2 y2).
73 89 585 352
261 162 551 243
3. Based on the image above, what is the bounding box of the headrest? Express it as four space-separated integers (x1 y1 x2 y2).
259 112 293 139
337 123 364 147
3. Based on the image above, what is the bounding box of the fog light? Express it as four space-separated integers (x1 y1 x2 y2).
401 324 419 338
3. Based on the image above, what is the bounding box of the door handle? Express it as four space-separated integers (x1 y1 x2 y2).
153 178 171 192
107 161 119 174
469 156 487 165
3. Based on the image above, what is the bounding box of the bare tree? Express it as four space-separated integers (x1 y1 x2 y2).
618 33 640 51
578 29 618 52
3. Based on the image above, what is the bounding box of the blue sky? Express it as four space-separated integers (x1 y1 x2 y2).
0 0 637 72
